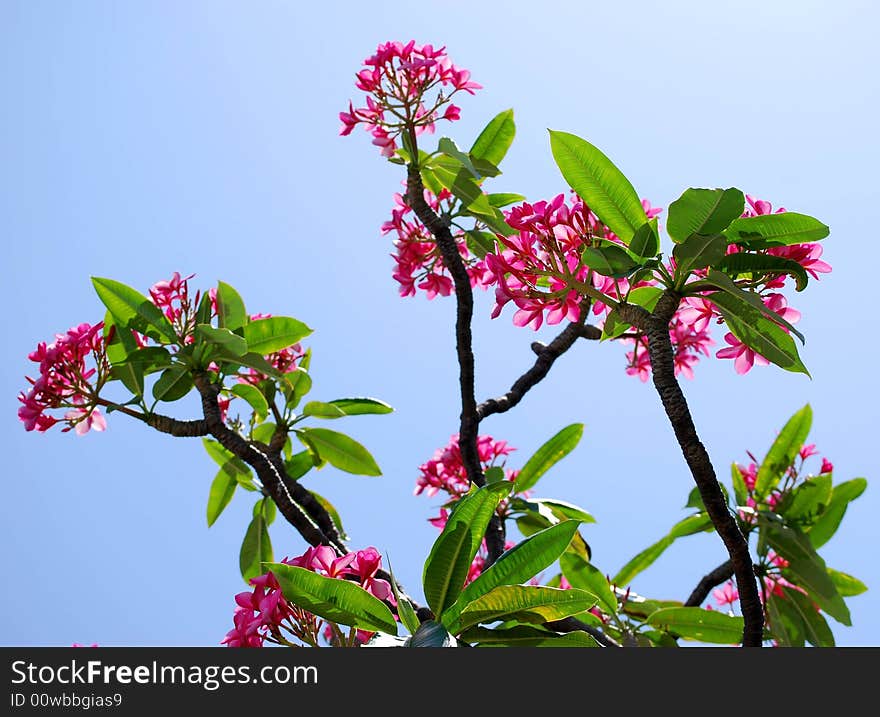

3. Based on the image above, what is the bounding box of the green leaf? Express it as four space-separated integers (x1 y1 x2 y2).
444 521 582 631
470 109 515 166
666 188 745 244
782 587 836 647
781 474 832 521
629 219 660 259
684 483 729 511
423 482 511 616
807 478 867 548
242 317 312 356
826 568 868 597
296 428 381 476
431 164 496 218
92 277 177 343
252 422 276 445
646 607 744 644
407 620 461 647
326 397 393 416
766 522 851 625
239 515 272 583
151 366 193 403
386 558 421 636
767 592 805 647
487 193 526 208
302 401 347 419
215 281 247 331
514 424 584 493
460 625 600 647
285 367 312 409
668 513 713 538
230 383 269 422
195 324 248 357
121 346 173 374
268 563 398 635
103 314 144 396
755 404 813 499
524 498 596 524
309 490 348 541
221 352 283 379
715 253 810 292
731 463 748 507
438 137 481 178
202 438 236 467
613 514 712 586
621 597 683 621
259 496 277 525
195 290 213 326
607 286 662 338
465 230 497 259
285 450 315 481
560 552 617 615
206 466 237 527
548 130 647 245
725 212 830 248
483 466 505 484
456 585 598 633
672 233 727 284
581 245 640 278
709 290 809 375
701 269 805 342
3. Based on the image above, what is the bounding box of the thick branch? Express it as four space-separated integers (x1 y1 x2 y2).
617 293 764 647
685 560 735 608
477 318 600 421
193 374 346 554
405 163 508 564
405 164 482 487
146 413 209 437
95 399 209 437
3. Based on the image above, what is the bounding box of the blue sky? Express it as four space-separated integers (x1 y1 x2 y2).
2 0 878 646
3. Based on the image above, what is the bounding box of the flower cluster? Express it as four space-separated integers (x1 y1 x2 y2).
382 189 491 298
222 545 393 648
485 192 830 378
415 433 517 498
696 196 829 374
147 271 219 345
735 442 833 522
340 40 480 157
18 322 108 434
485 193 641 330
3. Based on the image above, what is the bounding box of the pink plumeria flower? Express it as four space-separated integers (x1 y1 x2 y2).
712 581 739 607
716 333 770 374
65 407 107 436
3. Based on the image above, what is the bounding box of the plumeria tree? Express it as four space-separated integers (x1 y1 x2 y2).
19 40 866 648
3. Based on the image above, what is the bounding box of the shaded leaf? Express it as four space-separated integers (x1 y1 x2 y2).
808 478 867 548
666 187 744 243
216 281 248 331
